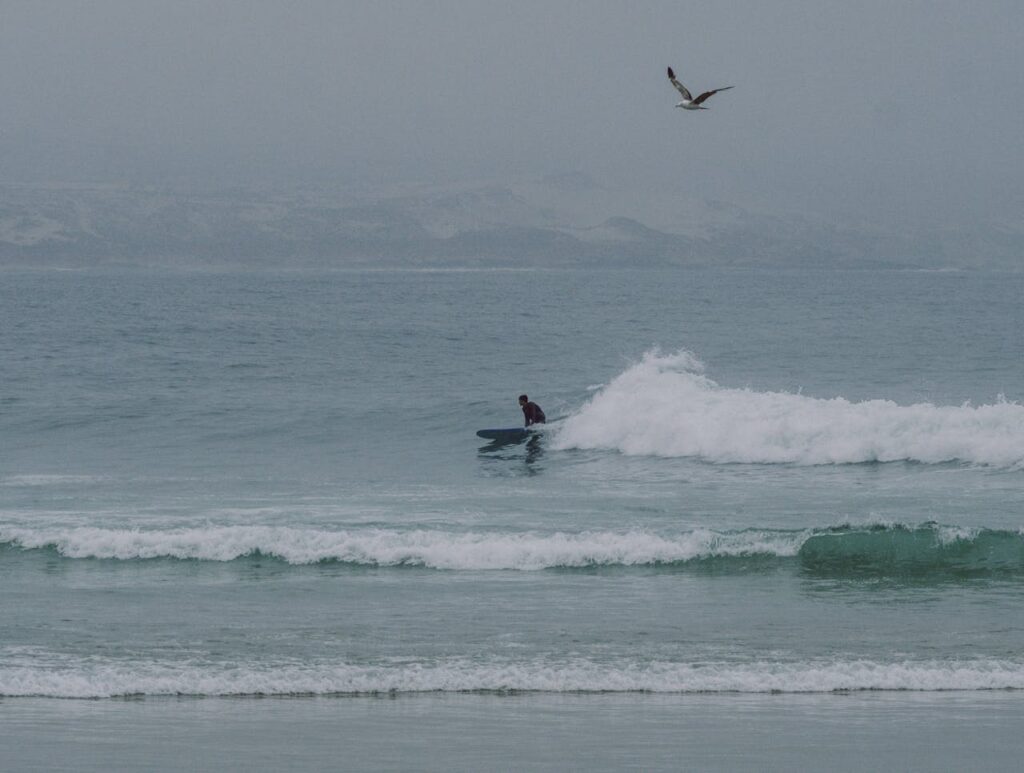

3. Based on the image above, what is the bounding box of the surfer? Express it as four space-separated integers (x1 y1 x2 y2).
519 394 546 426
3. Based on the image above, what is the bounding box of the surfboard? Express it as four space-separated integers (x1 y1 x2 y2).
476 427 533 441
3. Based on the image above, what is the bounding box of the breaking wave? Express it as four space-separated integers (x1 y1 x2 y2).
3 523 1023 576
552 350 1024 468
0 524 800 569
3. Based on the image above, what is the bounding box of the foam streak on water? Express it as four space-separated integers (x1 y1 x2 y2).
4 654 1024 698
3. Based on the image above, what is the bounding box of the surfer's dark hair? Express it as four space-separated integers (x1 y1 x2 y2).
519 394 528 403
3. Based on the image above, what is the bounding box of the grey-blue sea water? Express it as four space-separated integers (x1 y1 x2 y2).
2 267 1024 771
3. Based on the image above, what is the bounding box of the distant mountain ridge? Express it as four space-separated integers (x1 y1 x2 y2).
0 181 1020 269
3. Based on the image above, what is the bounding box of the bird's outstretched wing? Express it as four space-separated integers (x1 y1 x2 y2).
692 86 733 105
666 67 692 101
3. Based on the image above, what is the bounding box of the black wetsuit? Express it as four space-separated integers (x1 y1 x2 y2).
522 402 546 426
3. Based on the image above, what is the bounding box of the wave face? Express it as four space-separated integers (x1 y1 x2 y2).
3 655 1024 698
4 523 1024 576
798 524 1024 576
552 350 1024 467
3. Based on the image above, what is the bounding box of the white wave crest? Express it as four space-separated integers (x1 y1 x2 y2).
3 656 1024 698
552 350 1024 467
0 525 804 568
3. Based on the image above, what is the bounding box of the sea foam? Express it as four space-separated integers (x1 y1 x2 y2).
3 655 1024 698
0 525 803 568
552 350 1024 467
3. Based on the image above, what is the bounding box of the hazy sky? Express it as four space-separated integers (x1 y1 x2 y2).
2 1 1022 223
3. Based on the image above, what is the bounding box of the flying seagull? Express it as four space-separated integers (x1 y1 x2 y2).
667 67 733 110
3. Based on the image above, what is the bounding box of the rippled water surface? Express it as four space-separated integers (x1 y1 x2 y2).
2 267 1023 770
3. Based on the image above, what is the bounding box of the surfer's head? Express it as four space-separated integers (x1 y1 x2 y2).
518 394 528 405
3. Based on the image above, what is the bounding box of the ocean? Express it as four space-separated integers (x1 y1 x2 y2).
2 266 1023 771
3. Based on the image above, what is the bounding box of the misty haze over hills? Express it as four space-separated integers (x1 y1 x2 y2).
4 3 1023 270
2 176 1022 270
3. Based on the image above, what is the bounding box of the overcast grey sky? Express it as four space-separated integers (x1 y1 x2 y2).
2 1 1022 224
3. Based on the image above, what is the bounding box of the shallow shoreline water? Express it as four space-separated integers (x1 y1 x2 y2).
4 692 1024 772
